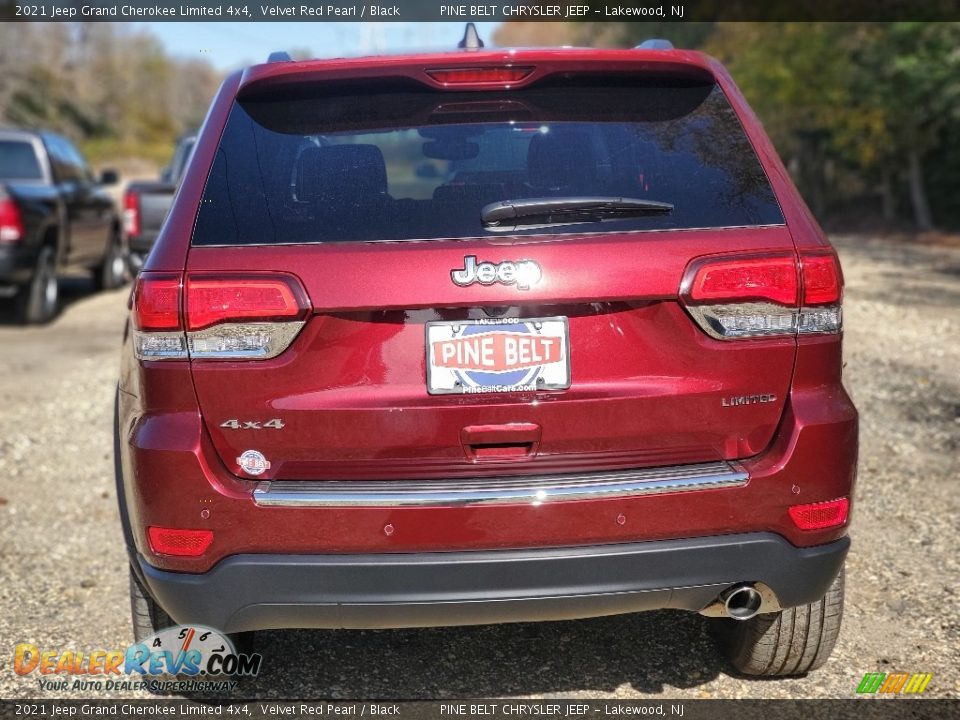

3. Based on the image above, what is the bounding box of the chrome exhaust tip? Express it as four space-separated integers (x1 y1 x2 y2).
722 584 763 621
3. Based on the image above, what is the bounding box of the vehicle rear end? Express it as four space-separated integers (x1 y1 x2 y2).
123 181 176 273
123 136 196 272
0 131 61 322
117 46 856 675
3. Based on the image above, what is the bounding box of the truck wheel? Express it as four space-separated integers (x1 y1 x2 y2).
95 232 129 290
712 567 845 676
16 245 59 324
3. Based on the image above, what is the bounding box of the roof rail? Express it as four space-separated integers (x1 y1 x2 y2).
267 51 292 63
636 39 675 50
458 22 484 50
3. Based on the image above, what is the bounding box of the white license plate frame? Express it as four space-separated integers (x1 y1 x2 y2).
425 316 570 395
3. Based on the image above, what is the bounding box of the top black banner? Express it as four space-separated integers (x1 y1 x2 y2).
2 0 960 22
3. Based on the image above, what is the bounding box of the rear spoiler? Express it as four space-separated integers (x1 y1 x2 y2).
237 48 717 99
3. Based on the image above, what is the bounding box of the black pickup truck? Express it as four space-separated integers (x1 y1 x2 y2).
0 129 127 323
123 133 195 272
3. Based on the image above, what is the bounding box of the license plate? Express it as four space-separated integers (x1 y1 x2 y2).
426 317 570 395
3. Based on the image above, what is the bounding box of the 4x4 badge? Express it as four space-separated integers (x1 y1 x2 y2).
451 256 542 291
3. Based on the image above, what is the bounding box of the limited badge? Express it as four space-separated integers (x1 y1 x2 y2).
237 450 271 476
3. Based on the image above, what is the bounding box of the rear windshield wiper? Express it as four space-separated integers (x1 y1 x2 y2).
481 196 674 231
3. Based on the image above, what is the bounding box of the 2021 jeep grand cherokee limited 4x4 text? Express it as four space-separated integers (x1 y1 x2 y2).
116 38 857 677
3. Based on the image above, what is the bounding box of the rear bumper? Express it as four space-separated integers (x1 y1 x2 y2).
0 245 35 289
138 532 849 633
118 333 858 574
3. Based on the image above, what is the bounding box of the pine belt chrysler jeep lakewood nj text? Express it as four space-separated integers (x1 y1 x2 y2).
116 32 858 676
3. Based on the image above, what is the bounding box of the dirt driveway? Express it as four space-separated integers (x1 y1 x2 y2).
0 236 957 700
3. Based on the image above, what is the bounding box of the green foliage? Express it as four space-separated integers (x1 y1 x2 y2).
708 22 960 230
503 20 960 230
0 22 222 170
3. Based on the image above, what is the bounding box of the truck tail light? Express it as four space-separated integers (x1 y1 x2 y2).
123 190 141 238
132 272 309 361
788 497 849 530
681 251 843 339
148 526 214 557
0 196 25 243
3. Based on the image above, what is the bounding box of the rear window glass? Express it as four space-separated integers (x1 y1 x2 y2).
0 141 43 181
192 77 783 246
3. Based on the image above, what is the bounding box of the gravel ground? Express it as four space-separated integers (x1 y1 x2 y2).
0 235 957 701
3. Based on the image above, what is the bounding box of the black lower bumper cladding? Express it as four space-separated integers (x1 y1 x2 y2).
140 532 849 633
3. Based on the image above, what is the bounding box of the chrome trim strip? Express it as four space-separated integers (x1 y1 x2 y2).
252 461 748 507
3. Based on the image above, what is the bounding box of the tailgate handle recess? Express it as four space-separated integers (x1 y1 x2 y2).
461 423 541 461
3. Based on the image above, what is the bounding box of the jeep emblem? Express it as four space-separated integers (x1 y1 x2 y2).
451 256 542 291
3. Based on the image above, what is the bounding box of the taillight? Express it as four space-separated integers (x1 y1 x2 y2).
186 275 307 330
788 497 850 530
426 66 534 85
148 526 214 557
681 251 843 339
131 272 309 361
133 273 181 331
123 190 141 238
800 251 842 305
686 255 798 306
132 273 186 359
0 197 25 243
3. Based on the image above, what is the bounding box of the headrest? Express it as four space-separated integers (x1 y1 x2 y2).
296 144 388 202
527 130 596 192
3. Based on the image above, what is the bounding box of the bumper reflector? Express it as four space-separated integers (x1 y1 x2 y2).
147 527 214 557
788 497 850 530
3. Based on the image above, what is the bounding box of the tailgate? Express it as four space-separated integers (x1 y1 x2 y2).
187 228 796 480
181 65 795 480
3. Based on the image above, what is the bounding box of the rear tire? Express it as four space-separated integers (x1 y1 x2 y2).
94 231 128 290
129 567 175 641
713 566 845 676
16 245 59 325
129 566 256 651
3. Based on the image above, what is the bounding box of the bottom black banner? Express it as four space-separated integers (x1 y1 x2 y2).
1 700 957 720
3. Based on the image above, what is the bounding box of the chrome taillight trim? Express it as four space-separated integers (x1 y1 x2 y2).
252 461 749 507
686 302 799 340
798 306 842 335
685 303 842 340
134 321 306 361
133 330 189 360
188 321 306 360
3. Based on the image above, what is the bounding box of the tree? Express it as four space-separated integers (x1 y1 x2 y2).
0 22 222 167
559 21 960 230
850 23 960 230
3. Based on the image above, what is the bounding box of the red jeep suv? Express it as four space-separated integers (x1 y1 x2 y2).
116 35 857 677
